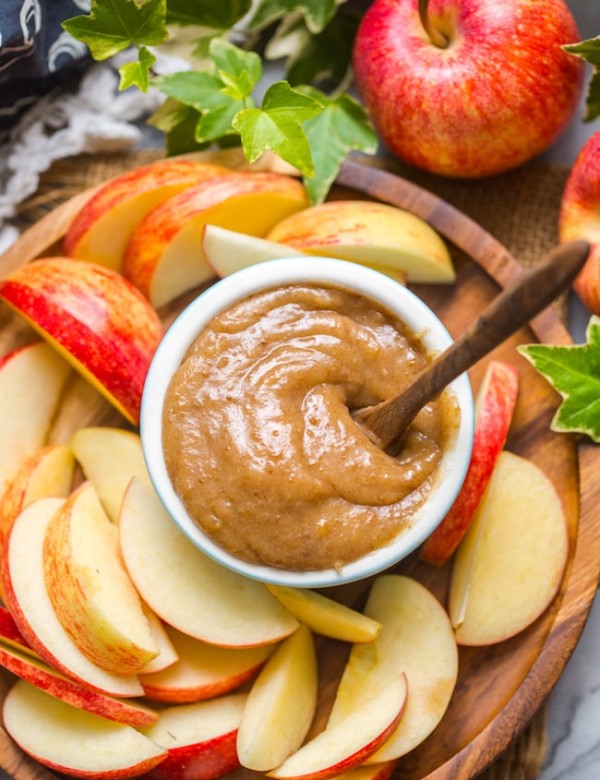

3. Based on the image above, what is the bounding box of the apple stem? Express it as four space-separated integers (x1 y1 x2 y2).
418 0 448 49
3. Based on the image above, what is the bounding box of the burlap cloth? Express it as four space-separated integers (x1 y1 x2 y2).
12 149 571 780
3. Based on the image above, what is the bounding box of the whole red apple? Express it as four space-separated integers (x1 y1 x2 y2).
352 0 585 178
559 130 600 315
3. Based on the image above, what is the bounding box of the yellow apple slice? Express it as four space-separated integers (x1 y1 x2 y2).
142 692 247 780
70 426 151 523
0 341 72 497
119 479 299 648
266 584 381 643
64 158 229 270
2 497 143 697
122 170 308 308
237 624 317 771
449 450 569 646
329 575 458 763
0 258 164 425
43 482 158 675
3 681 167 778
266 200 455 283
140 624 272 703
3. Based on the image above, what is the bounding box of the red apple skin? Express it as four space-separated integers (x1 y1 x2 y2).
420 360 518 565
352 0 584 178
559 130 600 315
0 258 163 425
21 751 166 780
144 729 240 780
0 605 31 651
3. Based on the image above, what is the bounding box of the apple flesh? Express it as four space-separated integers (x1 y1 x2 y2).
70 426 151 523
265 200 455 283
2 497 143 697
63 158 228 270
266 584 381 643
3 680 167 778
203 224 306 277
0 341 72 497
559 130 600 315
352 0 584 178
449 450 569 645
122 170 309 308
0 642 158 727
43 481 159 675
142 693 247 780
328 575 458 762
420 360 519 565
237 624 317 771
0 258 164 425
119 479 299 648
140 624 272 703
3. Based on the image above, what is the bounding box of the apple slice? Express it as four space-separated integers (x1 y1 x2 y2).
268 673 408 780
142 693 247 780
70 426 151 523
329 763 397 780
43 482 159 675
266 200 455 283
141 607 180 675
119 479 299 648
0 257 164 425
449 450 569 645
237 624 317 771
420 360 519 565
2 497 143 697
0 642 157 727
0 341 72 496
327 575 457 763
140 624 272 703
203 224 306 277
122 170 308 308
63 158 228 270
3 680 166 778
266 585 381 643
0 606 36 656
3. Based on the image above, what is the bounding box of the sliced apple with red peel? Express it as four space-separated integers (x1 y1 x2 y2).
122 171 308 308
203 224 306 277
141 607 179 675
43 482 158 675
64 158 229 271
140 624 272 703
266 584 381 643
268 673 408 780
449 451 569 646
420 360 519 566
0 257 164 425
2 497 143 697
0 642 157 727
119 479 299 647
0 606 36 656
331 763 397 780
266 200 455 283
0 341 72 496
237 624 317 772
70 427 151 523
142 693 247 780
3 681 167 778
328 576 458 763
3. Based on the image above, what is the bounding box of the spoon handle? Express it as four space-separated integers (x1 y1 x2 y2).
355 239 590 452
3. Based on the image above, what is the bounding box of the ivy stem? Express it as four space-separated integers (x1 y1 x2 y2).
418 0 448 49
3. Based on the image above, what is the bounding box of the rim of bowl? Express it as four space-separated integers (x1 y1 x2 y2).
140 257 474 589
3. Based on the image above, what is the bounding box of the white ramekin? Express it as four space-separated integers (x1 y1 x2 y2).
140 257 474 588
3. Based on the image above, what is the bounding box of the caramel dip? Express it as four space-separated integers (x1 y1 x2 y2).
162 284 457 572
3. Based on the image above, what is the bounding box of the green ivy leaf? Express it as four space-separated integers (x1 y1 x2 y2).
518 316 600 442
564 35 600 121
210 38 262 101
246 0 342 35
148 98 206 155
300 87 378 204
118 45 156 91
62 0 167 61
232 81 323 177
166 0 252 29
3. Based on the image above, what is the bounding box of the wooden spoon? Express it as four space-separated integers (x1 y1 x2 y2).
353 239 590 453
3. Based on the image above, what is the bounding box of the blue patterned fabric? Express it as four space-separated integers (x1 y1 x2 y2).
0 1 91 134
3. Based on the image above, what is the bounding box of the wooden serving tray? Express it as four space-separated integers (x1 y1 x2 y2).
0 151 599 780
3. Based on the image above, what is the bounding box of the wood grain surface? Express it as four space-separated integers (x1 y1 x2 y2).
0 153 598 780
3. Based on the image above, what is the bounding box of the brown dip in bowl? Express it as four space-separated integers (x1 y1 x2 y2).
141 258 474 588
